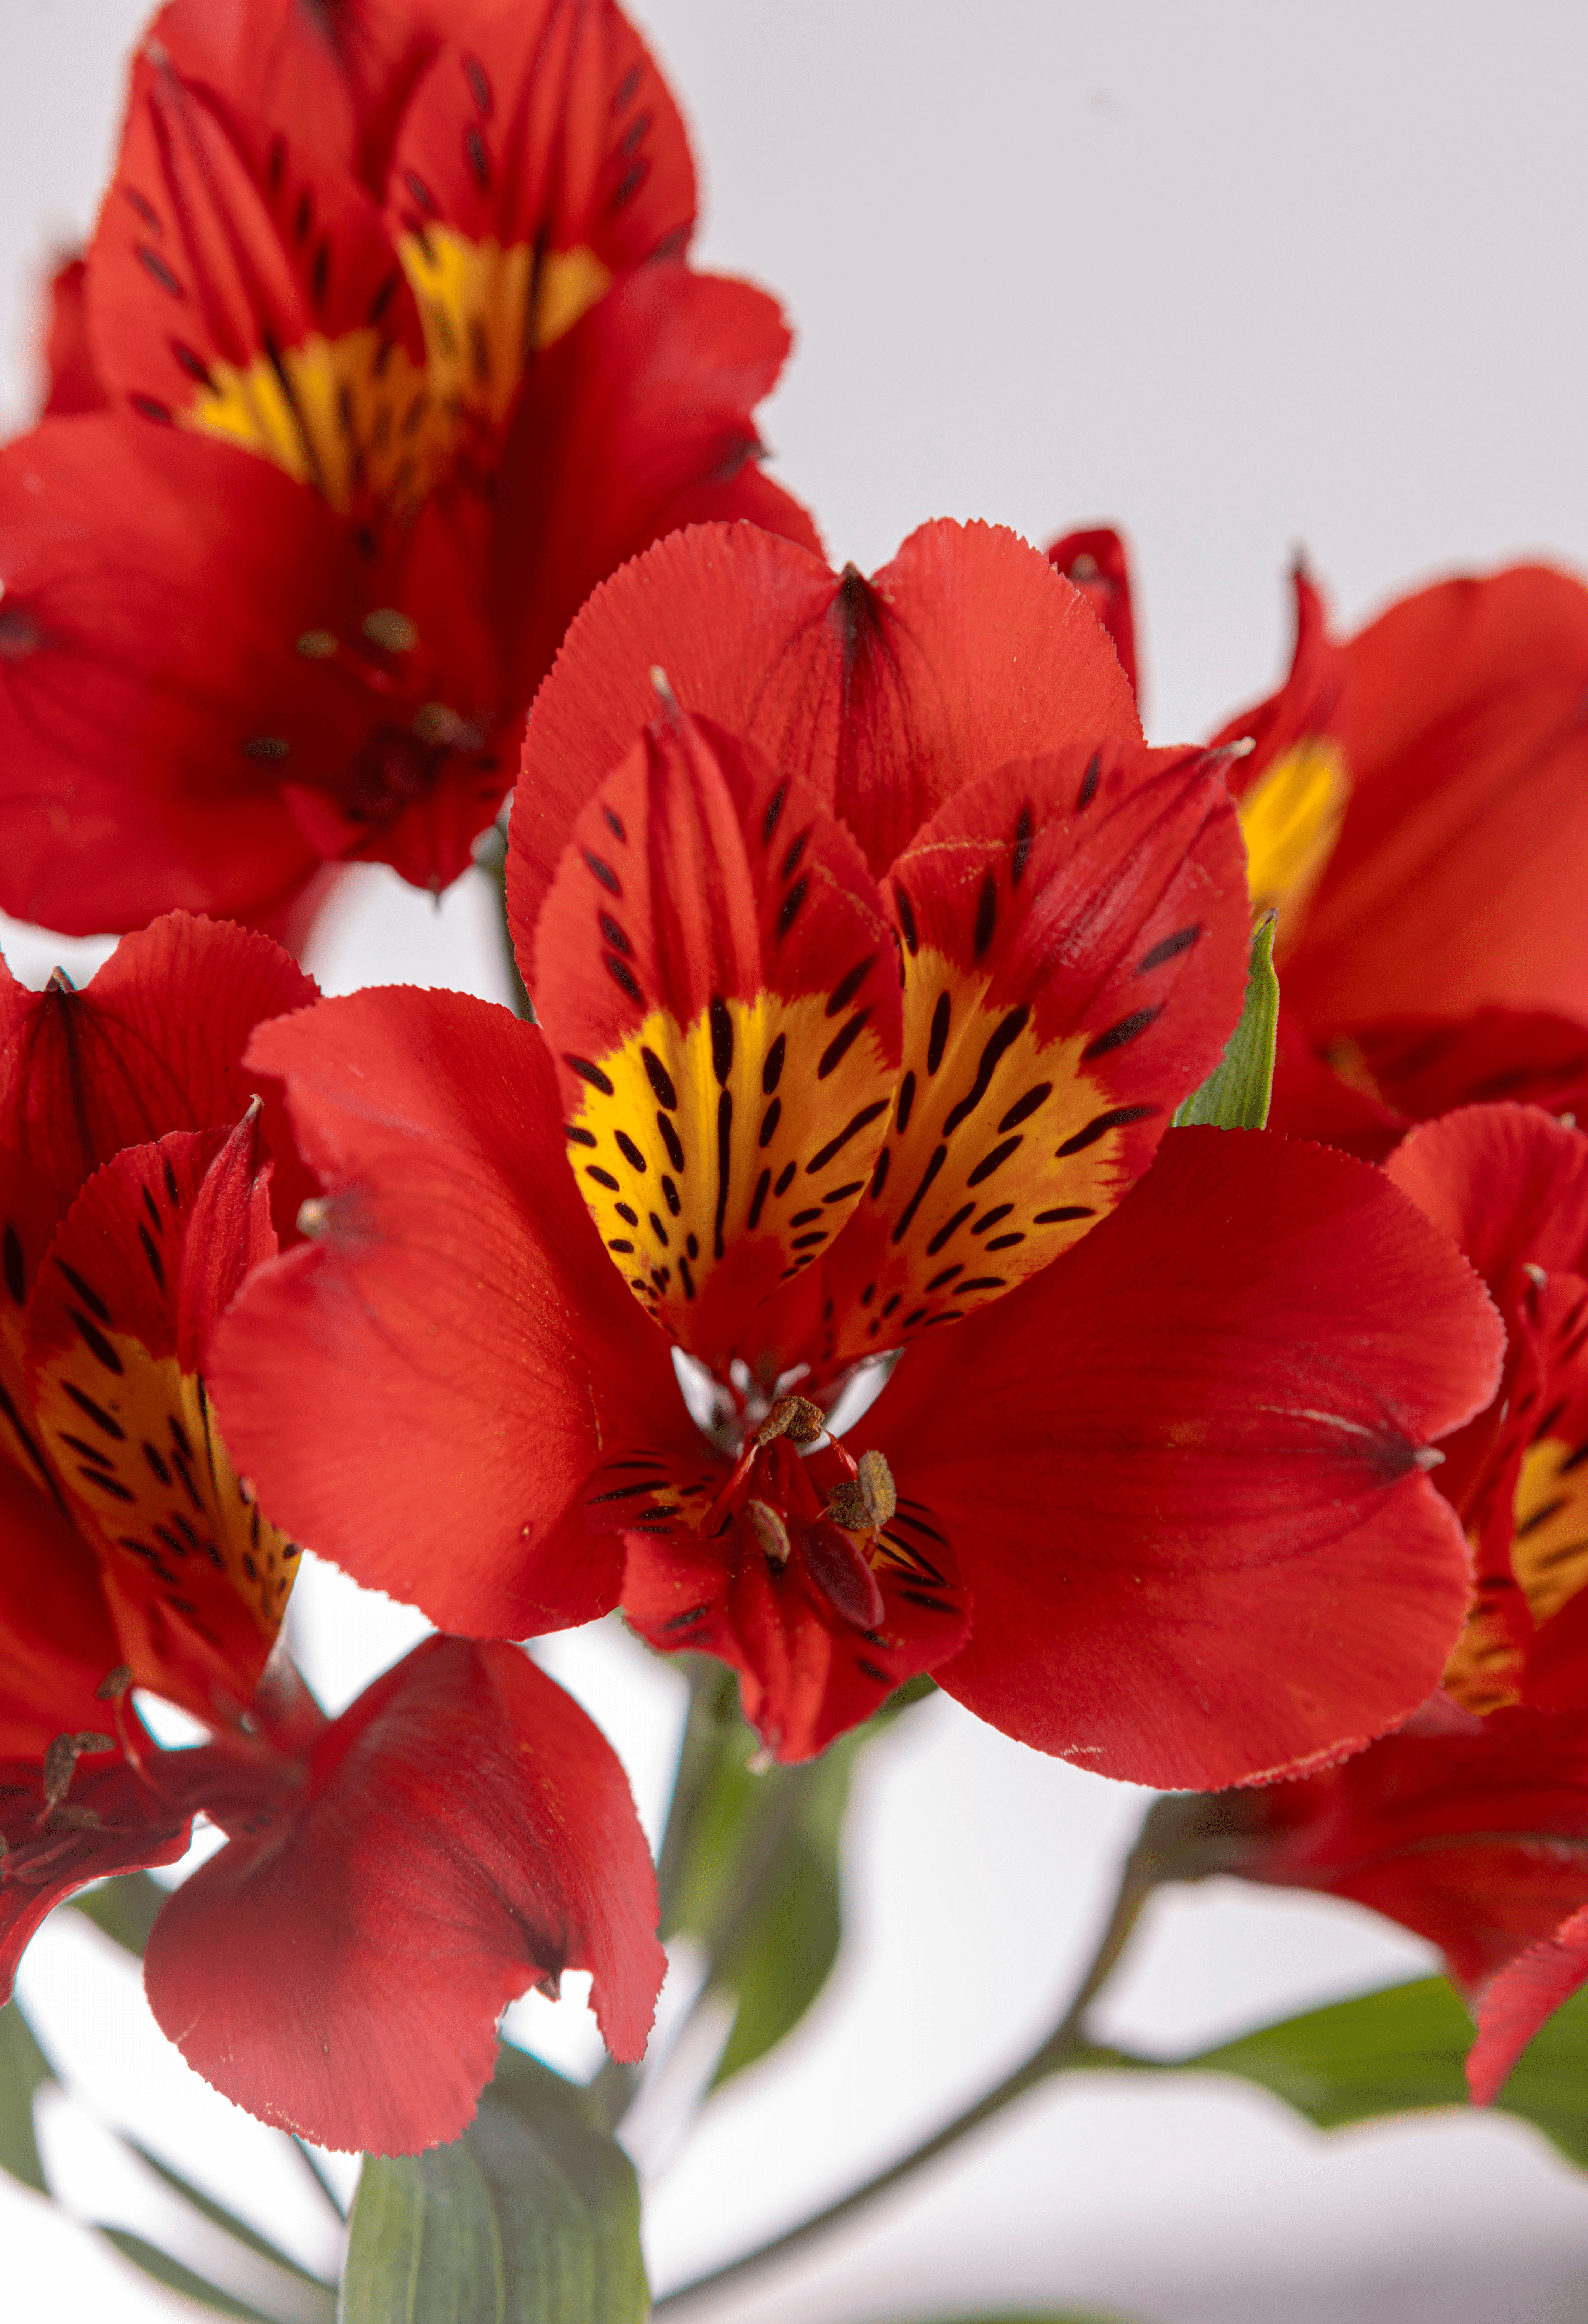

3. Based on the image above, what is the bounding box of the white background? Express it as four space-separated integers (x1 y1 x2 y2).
4 2 1588 2318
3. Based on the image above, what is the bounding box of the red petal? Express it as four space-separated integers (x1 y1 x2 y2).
41 255 108 416
533 703 901 1364
612 1459 970 1761
1287 566 1588 1024
0 1461 124 1757
811 738 1249 1367
0 417 375 929
1211 564 1351 941
209 985 681 1635
1046 525 1139 701
388 3 693 280
1470 1905 1588 2105
155 0 431 191
1233 1701 1588 2029
865 1128 1504 1788
143 1636 665 2152
26 1123 296 1719
495 263 818 717
0 1755 191 1999
0 911 316 1300
511 516 1140 954
87 49 431 510
1387 1102 1588 1298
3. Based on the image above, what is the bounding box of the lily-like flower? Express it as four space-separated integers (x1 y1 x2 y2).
0 0 815 933
1196 1100 1588 2103
1201 1695 1588 2107
213 519 1503 1778
1215 560 1588 1153
0 914 663 2152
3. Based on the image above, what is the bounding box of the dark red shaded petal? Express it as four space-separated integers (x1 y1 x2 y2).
41 255 108 416
26 1122 290 1721
534 703 900 1363
1271 1006 1588 1157
1263 997 1405 1160
1046 525 1138 701
512 516 1139 954
813 737 1249 1367
0 1461 123 1757
0 417 380 930
0 1755 192 1997
1470 1905 1588 2104
388 2 693 277
496 264 818 732
1238 1699 1588 1976
865 1128 1504 1788
0 912 316 1299
209 985 681 1635
143 1636 665 2152
1286 566 1588 1025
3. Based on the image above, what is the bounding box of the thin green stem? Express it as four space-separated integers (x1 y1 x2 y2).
652 1830 1157 2311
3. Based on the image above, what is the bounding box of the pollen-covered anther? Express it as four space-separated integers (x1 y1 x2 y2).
40 1729 113 1820
95 1664 133 1702
745 1498 791 1564
827 1447 897 1533
297 1195 333 1238
754 1394 826 1449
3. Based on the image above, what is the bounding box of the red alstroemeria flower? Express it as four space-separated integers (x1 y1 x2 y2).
1210 560 1588 1155
1202 1102 1588 2104
1047 525 1139 704
1210 1695 1588 2106
0 0 816 935
212 519 1503 1780
0 912 663 2151
1382 1102 1588 1717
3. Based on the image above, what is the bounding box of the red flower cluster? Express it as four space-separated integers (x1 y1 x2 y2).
208 520 1500 1779
0 915 663 2153
1218 1100 1588 2099
0 0 814 933
6 0 1588 2181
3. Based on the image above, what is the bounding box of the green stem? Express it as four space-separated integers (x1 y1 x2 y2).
652 1827 1157 2311
589 1659 738 2130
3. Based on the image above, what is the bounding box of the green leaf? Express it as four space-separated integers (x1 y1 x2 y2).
67 1868 167 1956
0 1999 54 2193
341 2045 647 2324
123 2135 338 2287
99 2229 311 2323
1171 912 1279 1129
1170 1973 1588 2171
661 1666 930 2086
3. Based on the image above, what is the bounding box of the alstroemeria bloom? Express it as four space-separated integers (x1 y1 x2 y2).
1200 1696 1588 2107
1383 1103 1588 1717
214 519 1502 1779
1196 1102 1588 2105
0 0 815 933
1212 560 1588 1155
0 914 663 2151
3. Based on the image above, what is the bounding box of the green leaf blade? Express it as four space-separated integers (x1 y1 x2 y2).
1172 1973 1588 2173
1171 911 1279 1130
341 2048 646 2324
0 2000 53 2193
